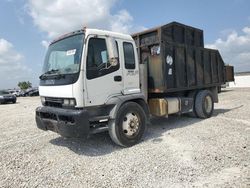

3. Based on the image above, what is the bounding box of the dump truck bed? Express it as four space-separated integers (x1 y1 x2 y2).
132 22 232 95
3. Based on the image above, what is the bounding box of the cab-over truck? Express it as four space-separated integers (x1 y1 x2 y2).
36 22 234 147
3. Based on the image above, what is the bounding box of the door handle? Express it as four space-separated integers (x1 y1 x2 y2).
114 75 122 82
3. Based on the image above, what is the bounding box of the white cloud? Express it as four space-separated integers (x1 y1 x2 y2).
0 38 32 89
110 9 133 33
27 0 145 39
206 26 250 72
0 39 23 65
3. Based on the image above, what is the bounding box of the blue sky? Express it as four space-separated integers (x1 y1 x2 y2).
0 0 250 89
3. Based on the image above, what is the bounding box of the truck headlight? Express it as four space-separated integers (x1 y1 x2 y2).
63 99 70 105
69 99 76 106
40 97 45 104
63 98 76 106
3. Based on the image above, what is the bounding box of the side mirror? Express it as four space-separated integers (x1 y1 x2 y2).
106 37 118 66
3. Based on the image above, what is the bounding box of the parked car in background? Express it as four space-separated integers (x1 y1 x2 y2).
27 89 39 96
8 89 22 97
0 90 16 104
21 88 39 97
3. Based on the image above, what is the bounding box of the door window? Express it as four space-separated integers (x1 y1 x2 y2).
123 42 135 69
87 38 119 79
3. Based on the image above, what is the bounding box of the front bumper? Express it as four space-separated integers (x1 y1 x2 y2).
36 106 89 138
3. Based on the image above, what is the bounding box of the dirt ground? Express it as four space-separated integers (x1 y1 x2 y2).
0 88 249 187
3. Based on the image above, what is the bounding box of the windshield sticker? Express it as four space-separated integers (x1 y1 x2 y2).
66 49 76 56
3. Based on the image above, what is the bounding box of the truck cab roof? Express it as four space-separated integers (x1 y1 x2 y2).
85 28 133 41
51 28 133 45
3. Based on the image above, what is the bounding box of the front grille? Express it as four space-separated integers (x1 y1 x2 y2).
45 97 63 108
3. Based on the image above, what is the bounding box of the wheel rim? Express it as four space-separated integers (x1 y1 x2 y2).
122 112 140 138
204 95 212 114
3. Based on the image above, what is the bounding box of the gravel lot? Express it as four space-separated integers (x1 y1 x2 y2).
0 88 249 188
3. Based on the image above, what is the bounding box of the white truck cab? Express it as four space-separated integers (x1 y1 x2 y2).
36 28 148 147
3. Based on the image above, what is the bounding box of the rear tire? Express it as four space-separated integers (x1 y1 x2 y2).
195 90 214 119
108 102 147 147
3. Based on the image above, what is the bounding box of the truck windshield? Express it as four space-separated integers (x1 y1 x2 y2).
42 34 84 76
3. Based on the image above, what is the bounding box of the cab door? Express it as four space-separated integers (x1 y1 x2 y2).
84 35 123 106
121 41 140 95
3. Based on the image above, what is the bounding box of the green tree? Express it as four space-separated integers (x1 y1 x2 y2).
18 81 32 90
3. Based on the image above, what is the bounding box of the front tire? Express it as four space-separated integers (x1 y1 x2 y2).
108 102 147 147
195 90 214 118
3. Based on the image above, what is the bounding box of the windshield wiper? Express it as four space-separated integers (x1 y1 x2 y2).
39 69 65 80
